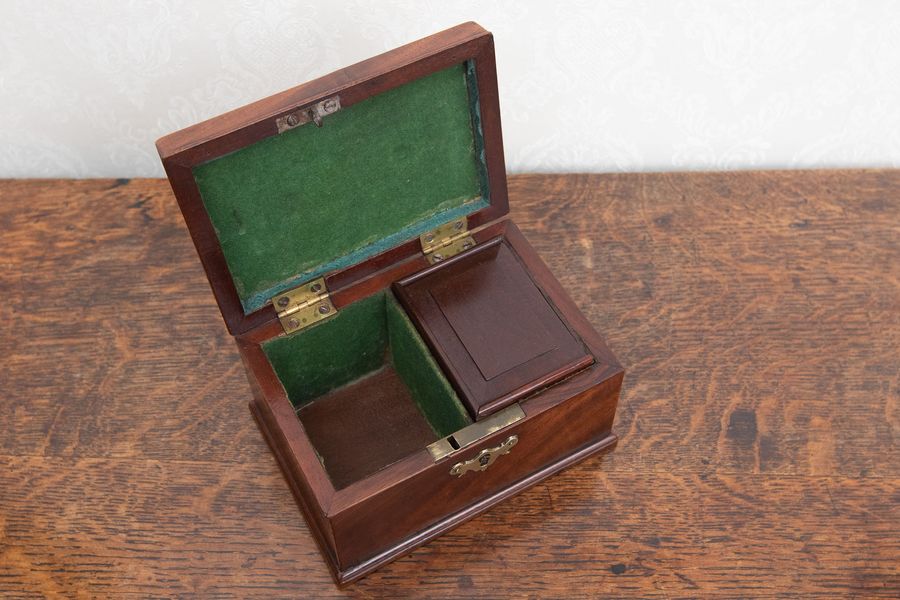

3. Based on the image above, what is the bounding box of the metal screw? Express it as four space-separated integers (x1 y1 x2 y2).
286 113 300 127
424 233 435 243
432 253 444 262
318 304 330 315
309 282 322 293
462 240 473 250
454 220 464 231
277 296 290 308
322 99 338 113
288 318 300 329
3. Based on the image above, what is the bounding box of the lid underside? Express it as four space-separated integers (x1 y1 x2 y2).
192 62 490 314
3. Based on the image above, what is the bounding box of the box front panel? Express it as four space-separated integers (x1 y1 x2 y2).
328 367 622 571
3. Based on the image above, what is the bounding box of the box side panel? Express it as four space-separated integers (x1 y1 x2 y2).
236 342 342 579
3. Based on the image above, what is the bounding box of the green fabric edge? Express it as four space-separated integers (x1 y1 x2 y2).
466 59 491 207
245 199 486 315
385 293 471 437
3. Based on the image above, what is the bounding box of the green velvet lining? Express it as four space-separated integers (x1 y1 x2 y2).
262 291 471 438
193 62 488 313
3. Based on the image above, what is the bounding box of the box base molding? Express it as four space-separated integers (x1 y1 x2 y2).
251 396 617 586
338 431 617 585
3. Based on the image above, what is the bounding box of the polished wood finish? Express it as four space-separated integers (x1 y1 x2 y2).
3 172 899 597
157 23 620 583
156 22 509 336
238 217 622 583
395 236 594 419
295 367 437 490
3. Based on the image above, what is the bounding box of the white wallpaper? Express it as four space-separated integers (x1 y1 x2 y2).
2 0 900 178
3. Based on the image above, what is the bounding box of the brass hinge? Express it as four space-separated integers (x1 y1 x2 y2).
420 218 476 264
272 277 337 334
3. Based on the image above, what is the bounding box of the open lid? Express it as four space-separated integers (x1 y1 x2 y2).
157 22 508 335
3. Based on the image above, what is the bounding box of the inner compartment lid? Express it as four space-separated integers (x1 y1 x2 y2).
157 23 508 335
394 237 594 419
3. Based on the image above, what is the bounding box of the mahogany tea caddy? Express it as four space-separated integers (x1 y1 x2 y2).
157 22 623 585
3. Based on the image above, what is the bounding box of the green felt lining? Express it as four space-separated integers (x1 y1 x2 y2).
262 291 471 438
385 294 471 436
193 62 489 314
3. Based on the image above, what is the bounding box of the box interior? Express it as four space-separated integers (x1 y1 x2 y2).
262 290 471 488
192 62 490 314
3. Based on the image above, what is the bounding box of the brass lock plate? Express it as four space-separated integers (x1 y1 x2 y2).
427 404 525 461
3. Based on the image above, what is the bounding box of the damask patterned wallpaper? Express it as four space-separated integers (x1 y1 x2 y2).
2 1 899 177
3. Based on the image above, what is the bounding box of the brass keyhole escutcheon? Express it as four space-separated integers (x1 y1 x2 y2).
449 435 518 477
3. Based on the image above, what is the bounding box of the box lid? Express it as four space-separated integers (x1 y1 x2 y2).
157 22 508 335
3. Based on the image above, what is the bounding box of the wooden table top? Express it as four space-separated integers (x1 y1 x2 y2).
2 171 898 598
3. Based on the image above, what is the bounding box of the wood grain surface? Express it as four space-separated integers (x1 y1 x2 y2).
1 171 898 598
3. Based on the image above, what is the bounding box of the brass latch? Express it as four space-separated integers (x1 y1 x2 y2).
427 404 525 461
276 95 341 133
272 277 337 334
420 218 476 264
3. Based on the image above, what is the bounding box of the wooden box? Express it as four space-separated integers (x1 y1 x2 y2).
156 22 623 585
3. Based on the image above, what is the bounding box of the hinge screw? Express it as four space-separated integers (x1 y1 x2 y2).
322 98 338 113
318 304 331 315
310 282 322 293
285 113 300 127
454 220 464 231
432 253 444 262
277 296 290 308
424 233 435 243
462 240 473 250
288 318 300 329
